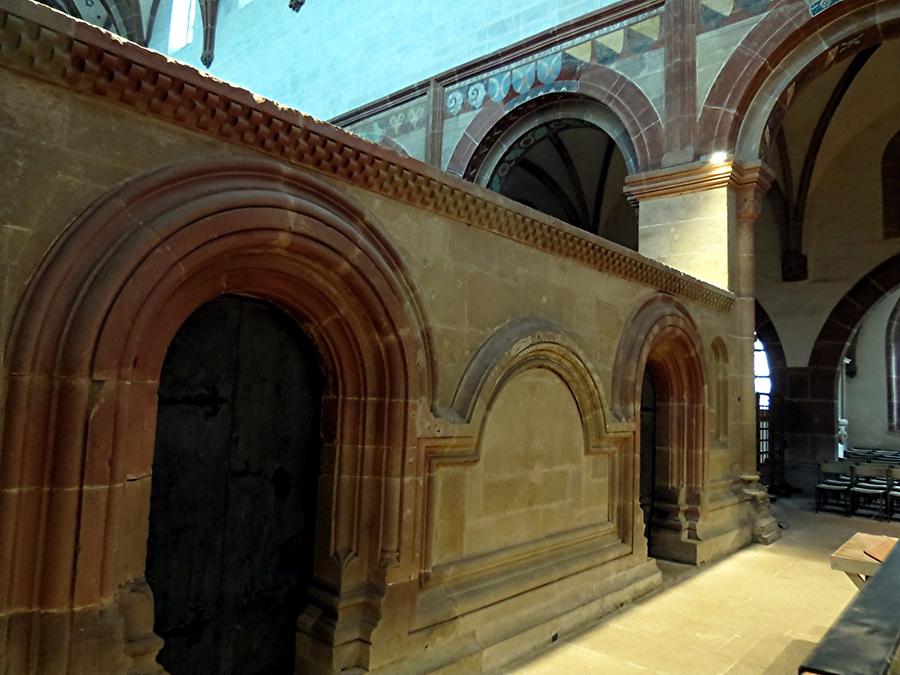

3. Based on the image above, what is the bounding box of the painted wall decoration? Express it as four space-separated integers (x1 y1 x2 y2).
442 10 664 123
807 0 848 17
348 97 428 159
697 0 775 33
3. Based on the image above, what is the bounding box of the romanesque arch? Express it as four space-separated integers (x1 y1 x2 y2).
0 158 430 673
446 62 663 178
805 253 900 450
611 295 707 562
698 0 900 161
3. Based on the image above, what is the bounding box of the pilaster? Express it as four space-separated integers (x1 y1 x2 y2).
662 0 698 167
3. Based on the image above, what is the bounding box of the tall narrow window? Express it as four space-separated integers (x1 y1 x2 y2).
167 0 197 53
754 338 771 410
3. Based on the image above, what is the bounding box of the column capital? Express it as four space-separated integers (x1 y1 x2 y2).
624 159 774 207
732 161 774 224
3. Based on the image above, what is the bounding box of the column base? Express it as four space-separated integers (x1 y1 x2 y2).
740 474 782 545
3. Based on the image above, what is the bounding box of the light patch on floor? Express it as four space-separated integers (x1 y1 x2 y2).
507 499 900 674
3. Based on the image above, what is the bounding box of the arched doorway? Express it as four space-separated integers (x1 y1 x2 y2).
639 343 704 562
0 160 429 674
613 296 707 564
147 295 322 674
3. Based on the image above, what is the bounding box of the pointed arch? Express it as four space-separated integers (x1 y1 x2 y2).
804 253 900 456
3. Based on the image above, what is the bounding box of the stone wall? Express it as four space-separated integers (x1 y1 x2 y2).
147 0 619 120
845 287 900 451
0 3 765 673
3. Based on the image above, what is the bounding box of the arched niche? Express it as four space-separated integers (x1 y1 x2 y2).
416 319 632 626
0 159 430 674
611 295 707 563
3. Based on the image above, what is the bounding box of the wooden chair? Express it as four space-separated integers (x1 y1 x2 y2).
888 467 900 520
850 464 890 518
816 462 852 514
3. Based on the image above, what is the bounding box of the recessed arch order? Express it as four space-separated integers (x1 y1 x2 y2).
0 158 432 671
446 62 663 179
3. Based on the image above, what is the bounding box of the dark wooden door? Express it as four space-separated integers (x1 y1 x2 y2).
146 295 322 675
639 369 657 548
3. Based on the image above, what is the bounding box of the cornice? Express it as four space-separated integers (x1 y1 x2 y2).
0 0 734 313
624 159 774 201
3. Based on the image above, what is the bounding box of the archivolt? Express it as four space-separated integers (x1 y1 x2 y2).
0 158 431 668
446 62 663 178
450 318 629 450
611 294 707 497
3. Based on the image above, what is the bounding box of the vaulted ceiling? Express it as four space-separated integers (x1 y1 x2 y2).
762 39 899 282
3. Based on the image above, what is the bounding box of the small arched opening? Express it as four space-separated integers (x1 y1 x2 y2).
483 118 637 248
468 97 639 250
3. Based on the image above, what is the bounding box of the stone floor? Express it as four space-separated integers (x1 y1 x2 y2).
507 498 900 674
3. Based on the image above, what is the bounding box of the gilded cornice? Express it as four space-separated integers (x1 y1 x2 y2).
0 0 734 312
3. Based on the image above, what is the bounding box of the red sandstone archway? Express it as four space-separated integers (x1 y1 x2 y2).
0 159 430 673
803 253 900 455
698 0 900 160
446 63 663 177
611 295 707 562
